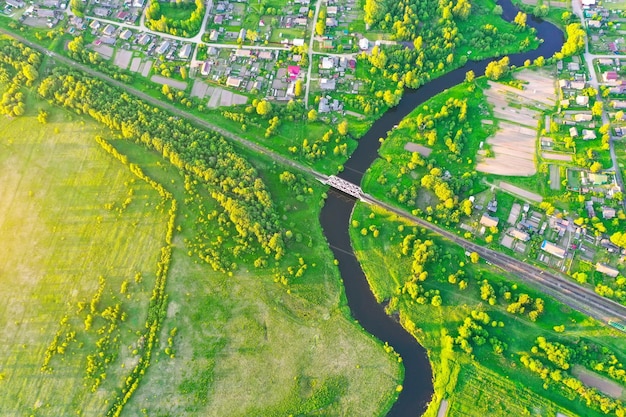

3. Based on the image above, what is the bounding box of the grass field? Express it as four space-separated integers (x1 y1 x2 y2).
0 100 168 415
109 138 402 416
349 202 626 417
0 89 401 415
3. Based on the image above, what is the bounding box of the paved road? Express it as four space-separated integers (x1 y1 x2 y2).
304 0 323 108
4 27 626 326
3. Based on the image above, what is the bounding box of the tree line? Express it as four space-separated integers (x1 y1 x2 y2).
38 68 285 259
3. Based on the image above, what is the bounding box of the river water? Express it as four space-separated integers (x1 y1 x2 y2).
319 2 565 416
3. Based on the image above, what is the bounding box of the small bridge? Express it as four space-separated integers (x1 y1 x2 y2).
323 175 364 200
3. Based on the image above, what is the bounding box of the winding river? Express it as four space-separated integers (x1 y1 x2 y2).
319 2 565 416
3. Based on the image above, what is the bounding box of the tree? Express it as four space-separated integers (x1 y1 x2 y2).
315 20 325 36
470 252 479 263
364 0 383 25
592 101 603 118
70 0 85 16
180 66 188 80
337 120 348 136
493 5 503 15
485 57 510 80
37 110 48 124
294 79 303 97
465 70 475 84
256 100 272 116
431 295 442 306
514 12 527 28
590 161 603 173
533 4 549 18
307 109 318 121
614 110 624 122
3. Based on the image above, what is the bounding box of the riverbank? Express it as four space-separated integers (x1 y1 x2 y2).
349 202 626 417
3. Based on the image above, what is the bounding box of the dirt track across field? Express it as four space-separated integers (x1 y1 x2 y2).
499 181 543 202
573 365 625 399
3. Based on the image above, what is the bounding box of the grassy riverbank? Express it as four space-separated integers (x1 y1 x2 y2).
350 202 626 417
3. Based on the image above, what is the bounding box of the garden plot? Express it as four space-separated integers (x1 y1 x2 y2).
476 121 537 176
478 70 557 176
113 49 133 70
151 75 187 91
549 164 561 190
92 44 114 60
190 79 209 99
206 87 248 108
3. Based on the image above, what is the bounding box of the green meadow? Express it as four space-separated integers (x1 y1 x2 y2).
0 92 401 415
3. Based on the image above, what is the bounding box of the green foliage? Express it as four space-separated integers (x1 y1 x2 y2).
39 68 284 260
145 0 205 37
485 57 510 81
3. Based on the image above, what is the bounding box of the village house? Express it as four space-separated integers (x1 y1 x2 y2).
89 19 101 30
6 0 25 8
201 60 211 76
602 206 616 219
209 30 219 41
595 263 620 278
612 100 626 109
321 56 335 69
156 41 170 55
119 29 132 41
102 24 115 37
569 127 579 137
234 49 251 58
582 129 597 140
508 228 530 242
93 7 110 17
320 78 336 90
588 20 601 28
480 214 499 228
574 113 592 122
541 240 566 259
226 76 243 88
603 71 619 83
137 33 151 45
178 44 192 60
576 95 589 106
